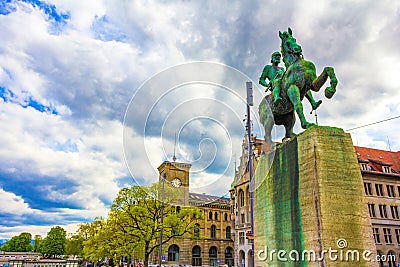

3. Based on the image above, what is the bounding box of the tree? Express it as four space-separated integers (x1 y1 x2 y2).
40 226 67 257
0 232 33 252
81 218 111 262
108 184 203 267
65 234 84 257
33 235 42 252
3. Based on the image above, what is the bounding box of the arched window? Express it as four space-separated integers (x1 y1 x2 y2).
168 244 179 261
247 250 254 267
211 225 216 239
377 250 384 267
224 213 228 221
239 250 245 267
209 211 213 220
215 212 218 220
387 251 396 267
225 226 231 239
194 223 200 238
209 246 218 266
192 245 202 266
225 247 234 267
246 186 250 205
238 189 244 207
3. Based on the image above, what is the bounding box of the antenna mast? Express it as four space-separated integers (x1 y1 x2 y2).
173 133 177 162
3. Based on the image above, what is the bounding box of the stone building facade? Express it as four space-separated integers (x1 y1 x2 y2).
356 146 400 267
156 161 234 267
229 133 268 267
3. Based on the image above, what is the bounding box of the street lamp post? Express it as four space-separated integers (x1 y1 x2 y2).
158 172 166 267
246 81 255 267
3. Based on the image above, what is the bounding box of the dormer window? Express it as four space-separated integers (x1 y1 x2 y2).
369 166 375 171
360 163 368 171
383 166 391 173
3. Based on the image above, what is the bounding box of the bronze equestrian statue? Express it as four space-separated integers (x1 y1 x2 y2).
259 28 338 146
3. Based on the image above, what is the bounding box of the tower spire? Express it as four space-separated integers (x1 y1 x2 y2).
173 132 177 162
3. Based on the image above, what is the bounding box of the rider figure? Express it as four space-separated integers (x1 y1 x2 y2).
259 52 322 110
259 51 284 104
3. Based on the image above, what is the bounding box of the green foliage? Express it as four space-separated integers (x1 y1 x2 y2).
65 234 84 257
40 226 67 257
0 232 33 252
81 183 203 267
33 235 42 252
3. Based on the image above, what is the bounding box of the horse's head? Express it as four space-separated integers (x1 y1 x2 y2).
279 27 302 56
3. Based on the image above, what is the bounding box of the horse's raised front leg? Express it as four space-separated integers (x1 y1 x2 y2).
312 66 338 98
287 84 314 129
305 91 322 110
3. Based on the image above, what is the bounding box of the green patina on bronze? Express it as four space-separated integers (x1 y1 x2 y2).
258 28 338 145
255 126 378 267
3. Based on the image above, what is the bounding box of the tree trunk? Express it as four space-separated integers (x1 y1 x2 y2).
144 242 150 267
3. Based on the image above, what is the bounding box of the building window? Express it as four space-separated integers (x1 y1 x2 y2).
383 166 391 173
238 189 245 207
192 245 202 266
395 229 400 245
240 213 245 224
215 212 218 220
360 163 368 170
226 226 231 239
377 251 384 266
210 225 216 239
383 228 392 244
364 182 372 195
225 247 234 267
391 206 399 219
375 184 384 196
168 244 180 261
368 203 376 217
387 251 396 267
224 213 228 221
373 228 381 244
369 166 374 171
209 246 218 266
209 211 213 220
239 232 245 245
379 204 388 218
387 185 395 197
194 223 200 238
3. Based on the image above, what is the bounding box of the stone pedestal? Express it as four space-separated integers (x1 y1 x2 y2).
254 126 377 266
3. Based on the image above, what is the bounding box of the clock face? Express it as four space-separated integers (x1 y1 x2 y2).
172 178 182 188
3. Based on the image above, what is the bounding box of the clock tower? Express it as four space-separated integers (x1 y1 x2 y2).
157 161 191 206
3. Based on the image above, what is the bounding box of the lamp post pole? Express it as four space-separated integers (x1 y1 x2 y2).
158 172 166 267
246 81 255 267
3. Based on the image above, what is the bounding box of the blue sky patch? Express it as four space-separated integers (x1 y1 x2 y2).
22 0 69 23
0 0 16 15
1 0 70 34
0 86 58 115
91 15 127 42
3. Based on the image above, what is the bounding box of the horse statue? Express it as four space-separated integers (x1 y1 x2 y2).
259 28 338 146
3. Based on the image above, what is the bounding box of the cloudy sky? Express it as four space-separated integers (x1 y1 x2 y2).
1 0 400 239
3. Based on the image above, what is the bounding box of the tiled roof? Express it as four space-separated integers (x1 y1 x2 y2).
355 146 400 174
188 192 230 205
